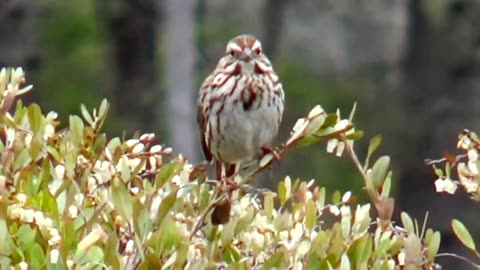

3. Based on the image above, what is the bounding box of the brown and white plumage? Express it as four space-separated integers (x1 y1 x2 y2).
197 34 285 224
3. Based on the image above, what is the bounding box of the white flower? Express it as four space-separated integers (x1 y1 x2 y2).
148 156 157 170
140 133 155 141
24 133 32 147
15 193 27 205
125 239 135 254
326 138 338 154
46 111 58 120
150 145 162 153
132 143 145 154
279 231 289 242
17 261 28 270
342 191 352 203
240 232 252 246
297 240 310 257
187 244 201 262
22 209 35 223
50 248 60 263
125 139 139 148
43 124 55 140
251 230 265 248
48 228 61 246
126 158 143 171
290 223 304 242
55 165 66 180
434 178 457 194
329 205 340 216
5 127 15 148
68 205 78 218
74 194 84 206
397 251 405 265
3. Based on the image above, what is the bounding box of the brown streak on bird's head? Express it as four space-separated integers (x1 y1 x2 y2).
226 34 263 63
232 35 258 49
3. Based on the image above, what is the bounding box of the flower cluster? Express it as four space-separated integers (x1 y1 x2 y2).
432 130 480 199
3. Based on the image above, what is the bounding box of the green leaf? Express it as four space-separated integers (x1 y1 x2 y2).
305 199 317 230
29 136 42 162
133 199 150 240
427 231 441 261
304 112 327 135
332 190 341 204
69 115 84 146
345 130 364 140
235 206 255 234
261 251 285 270
264 192 274 221
13 149 32 172
173 243 190 269
106 137 122 155
322 113 339 128
349 102 357 121
294 135 322 149
380 171 392 198
0 213 14 255
452 219 476 251
370 156 390 190
222 219 236 248
223 244 241 264
155 162 180 189
151 218 179 253
28 243 45 269
348 236 371 267
306 254 322 270
278 181 287 205
16 225 36 251
111 177 133 219
155 190 177 227
98 99 109 119
80 104 94 126
366 135 382 168
27 103 43 134
445 162 451 178
401 212 415 234
317 187 326 209
432 165 443 177
75 245 104 265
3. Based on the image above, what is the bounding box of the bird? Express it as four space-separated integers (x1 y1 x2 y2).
197 34 285 224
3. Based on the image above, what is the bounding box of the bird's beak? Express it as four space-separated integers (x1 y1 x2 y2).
240 48 253 62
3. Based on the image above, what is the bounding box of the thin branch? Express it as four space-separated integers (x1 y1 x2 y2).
436 253 480 269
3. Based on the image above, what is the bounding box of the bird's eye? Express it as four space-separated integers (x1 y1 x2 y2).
254 48 262 55
228 51 235 57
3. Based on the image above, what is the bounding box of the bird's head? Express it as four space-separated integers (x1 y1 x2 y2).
223 34 272 75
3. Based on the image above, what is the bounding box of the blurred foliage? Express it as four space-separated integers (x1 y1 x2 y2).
35 0 105 121
0 67 446 269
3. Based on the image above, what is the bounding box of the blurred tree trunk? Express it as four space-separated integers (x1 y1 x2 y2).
0 0 39 69
262 0 288 58
97 0 156 132
394 0 480 267
161 0 198 161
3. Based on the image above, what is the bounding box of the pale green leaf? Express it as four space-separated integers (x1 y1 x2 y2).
452 219 476 251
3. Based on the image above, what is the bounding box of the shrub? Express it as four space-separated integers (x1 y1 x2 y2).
0 67 445 269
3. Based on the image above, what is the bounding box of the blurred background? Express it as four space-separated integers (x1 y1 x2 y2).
1 0 480 268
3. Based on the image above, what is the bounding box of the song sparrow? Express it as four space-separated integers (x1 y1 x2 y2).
197 34 285 224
